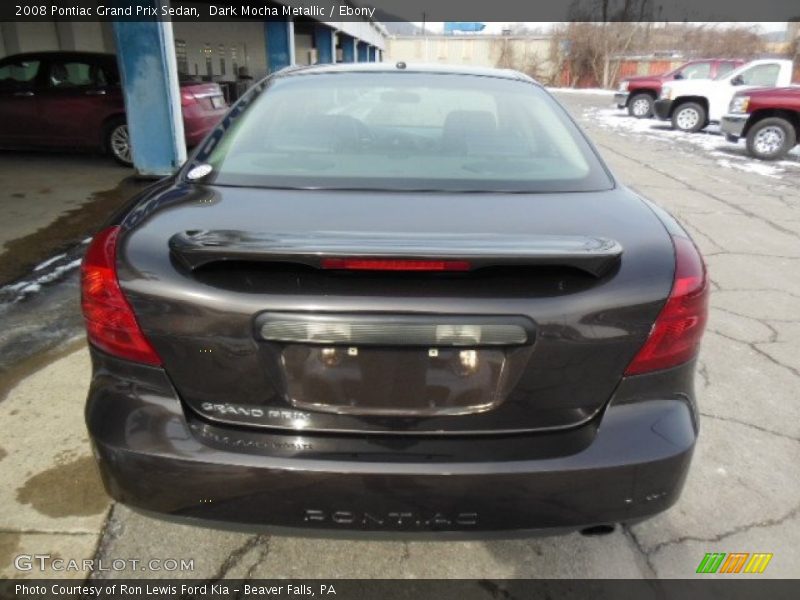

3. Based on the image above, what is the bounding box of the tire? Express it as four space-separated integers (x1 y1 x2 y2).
627 93 654 118
104 117 133 167
671 102 707 133
745 117 796 161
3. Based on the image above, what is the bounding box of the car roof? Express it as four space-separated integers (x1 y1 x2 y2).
276 62 540 84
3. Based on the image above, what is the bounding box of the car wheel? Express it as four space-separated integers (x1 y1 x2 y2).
745 117 796 161
627 93 653 118
671 102 706 133
105 118 133 167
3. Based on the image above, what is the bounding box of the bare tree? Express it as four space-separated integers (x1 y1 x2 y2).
552 13 767 89
560 0 654 87
551 22 641 88
491 38 551 82
492 37 516 70
659 23 763 58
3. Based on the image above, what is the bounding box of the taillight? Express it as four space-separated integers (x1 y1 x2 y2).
321 258 471 271
624 235 708 375
180 91 196 106
81 226 162 366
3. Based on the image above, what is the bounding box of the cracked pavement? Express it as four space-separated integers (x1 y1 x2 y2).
0 91 798 580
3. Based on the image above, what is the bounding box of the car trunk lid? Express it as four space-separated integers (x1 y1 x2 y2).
180 82 225 110
118 184 674 435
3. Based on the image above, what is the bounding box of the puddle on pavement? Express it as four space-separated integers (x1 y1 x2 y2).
0 532 21 572
0 177 149 286
0 337 85 404
16 455 108 518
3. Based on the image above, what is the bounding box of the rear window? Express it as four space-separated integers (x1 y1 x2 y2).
678 62 712 80
0 59 40 89
198 72 613 193
715 62 737 78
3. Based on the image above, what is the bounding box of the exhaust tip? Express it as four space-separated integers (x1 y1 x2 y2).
579 524 616 537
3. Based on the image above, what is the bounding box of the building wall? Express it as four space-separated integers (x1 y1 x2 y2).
328 21 386 50
171 20 268 80
67 22 107 52
1 22 57 56
1 17 386 77
386 35 554 79
0 21 114 58
294 30 315 66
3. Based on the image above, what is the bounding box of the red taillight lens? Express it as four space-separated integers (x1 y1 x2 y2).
180 91 197 106
321 258 471 272
81 226 162 366
625 235 709 376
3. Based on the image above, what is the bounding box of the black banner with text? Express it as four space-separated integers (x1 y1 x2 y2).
2 579 800 600
2 0 800 22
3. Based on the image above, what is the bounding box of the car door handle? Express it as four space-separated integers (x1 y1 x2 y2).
13 91 34 97
85 89 107 96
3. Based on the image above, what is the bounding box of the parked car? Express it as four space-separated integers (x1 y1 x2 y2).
653 59 795 132
83 63 708 534
0 51 228 166
615 59 743 118
721 86 800 160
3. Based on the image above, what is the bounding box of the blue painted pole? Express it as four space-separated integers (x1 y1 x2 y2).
111 11 186 176
266 19 294 72
314 25 334 64
340 33 355 63
357 42 368 62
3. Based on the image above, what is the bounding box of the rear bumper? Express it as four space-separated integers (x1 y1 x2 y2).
86 349 698 535
653 99 673 120
614 92 629 108
721 114 749 140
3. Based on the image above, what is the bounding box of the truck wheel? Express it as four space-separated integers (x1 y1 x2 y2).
105 117 133 167
627 93 653 118
745 117 796 161
671 102 706 133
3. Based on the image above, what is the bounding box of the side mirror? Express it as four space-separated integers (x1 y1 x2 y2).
673 73 684 80
731 75 744 86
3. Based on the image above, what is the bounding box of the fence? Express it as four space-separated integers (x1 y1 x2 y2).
559 58 685 89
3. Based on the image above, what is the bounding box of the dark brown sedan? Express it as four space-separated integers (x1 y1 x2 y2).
82 63 708 534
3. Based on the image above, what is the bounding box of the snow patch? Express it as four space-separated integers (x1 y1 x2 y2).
584 106 800 180
33 253 66 271
715 158 783 179
547 87 617 96
1 258 82 302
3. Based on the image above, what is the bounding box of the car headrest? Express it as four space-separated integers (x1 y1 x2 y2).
443 110 497 136
442 110 497 153
50 63 68 86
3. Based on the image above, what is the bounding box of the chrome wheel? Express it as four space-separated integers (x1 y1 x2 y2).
110 124 132 165
631 97 651 117
753 126 785 156
675 107 700 131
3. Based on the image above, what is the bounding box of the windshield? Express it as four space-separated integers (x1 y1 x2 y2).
198 72 613 193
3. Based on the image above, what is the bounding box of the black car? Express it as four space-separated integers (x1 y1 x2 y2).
83 63 709 535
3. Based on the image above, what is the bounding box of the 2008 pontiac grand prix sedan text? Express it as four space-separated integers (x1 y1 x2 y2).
82 63 709 534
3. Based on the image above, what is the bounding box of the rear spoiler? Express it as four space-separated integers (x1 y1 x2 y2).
169 230 623 277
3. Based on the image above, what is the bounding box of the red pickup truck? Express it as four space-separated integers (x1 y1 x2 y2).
721 86 800 160
615 58 744 118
